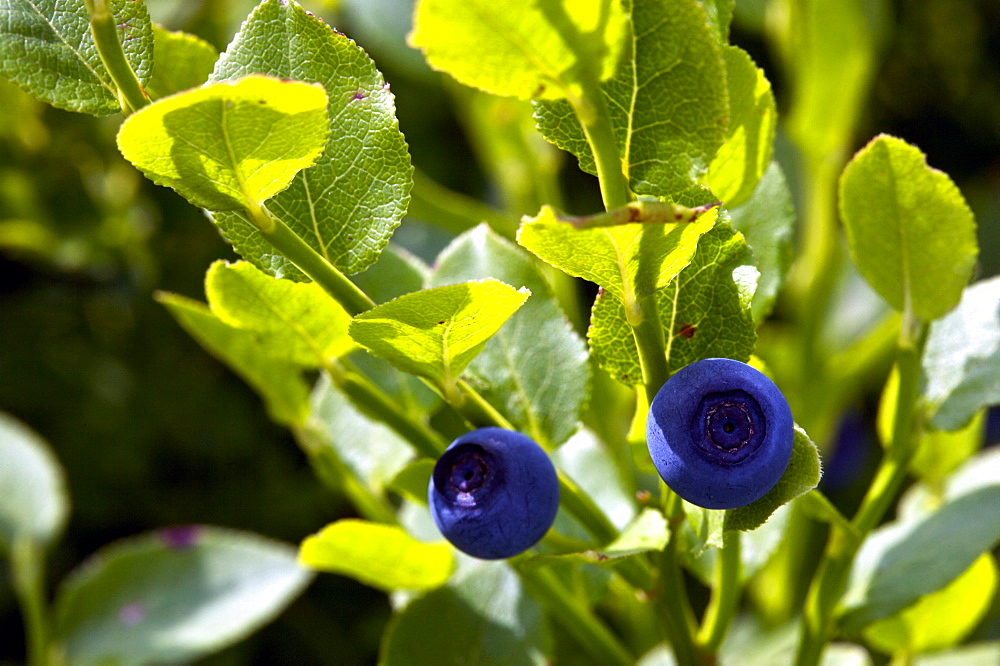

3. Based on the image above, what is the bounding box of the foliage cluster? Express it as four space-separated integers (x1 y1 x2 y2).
0 0 998 664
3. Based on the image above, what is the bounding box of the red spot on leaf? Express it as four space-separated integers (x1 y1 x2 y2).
677 323 696 339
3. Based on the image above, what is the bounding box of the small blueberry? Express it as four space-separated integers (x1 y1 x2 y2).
429 427 559 560
646 358 794 510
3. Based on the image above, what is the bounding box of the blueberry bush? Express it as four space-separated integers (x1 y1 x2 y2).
1 0 998 664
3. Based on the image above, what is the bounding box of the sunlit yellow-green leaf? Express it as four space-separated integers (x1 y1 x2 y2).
517 204 716 304
409 0 626 100
117 75 329 212
349 279 530 387
205 261 353 366
863 554 997 656
300 520 454 592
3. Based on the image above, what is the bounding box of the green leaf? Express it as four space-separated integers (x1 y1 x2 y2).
526 508 669 567
700 0 736 42
911 411 985 485
798 491 856 540
430 225 590 447
157 293 311 426
923 275 1000 431
588 222 757 385
840 450 1000 632
0 0 152 115
381 559 550 665
349 279 530 388
839 134 978 320
307 374 414 494
533 0 728 199
589 292 644 385
596 507 668 558
210 0 412 278
648 219 758 369
725 426 822 533
205 260 353 366
728 162 796 324
146 25 218 99
54 527 311 664
683 502 726 554
863 554 997 656
389 459 436 505
409 0 626 101
117 75 329 212
300 519 454 591
914 643 1000 666
705 46 776 209
0 412 69 550
550 428 636 537
518 205 716 304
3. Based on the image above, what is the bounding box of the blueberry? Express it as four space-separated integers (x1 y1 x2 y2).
646 358 794 510
429 427 559 559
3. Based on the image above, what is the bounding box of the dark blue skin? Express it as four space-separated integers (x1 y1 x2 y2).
646 358 794 510
429 427 559 560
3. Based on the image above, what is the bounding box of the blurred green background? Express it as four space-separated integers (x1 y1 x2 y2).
1 0 998 662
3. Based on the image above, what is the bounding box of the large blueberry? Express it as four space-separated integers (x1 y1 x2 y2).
429 427 559 559
646 358 794 510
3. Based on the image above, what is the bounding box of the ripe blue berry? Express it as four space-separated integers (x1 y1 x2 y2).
646 358 794 510
429 427 559 560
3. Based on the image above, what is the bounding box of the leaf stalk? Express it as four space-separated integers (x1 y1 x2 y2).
246 206 375 316
516 564 635 664
11 539 51 666
795 321 929 665
83 0 149 114
656 493 701 666
326 361 448 459
698 530 742 654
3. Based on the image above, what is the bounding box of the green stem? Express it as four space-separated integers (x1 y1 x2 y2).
11 539 50 666
453 379 515 430
658 537 700 664
569 82 630 210
657 491 701 665
535 0 629 211
327 361 447 459
516 564 634 664
627 292 671 402
83 0 149 114
698 531 742 654
409 170 520 237
795 322 928 666
245 205 375 316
